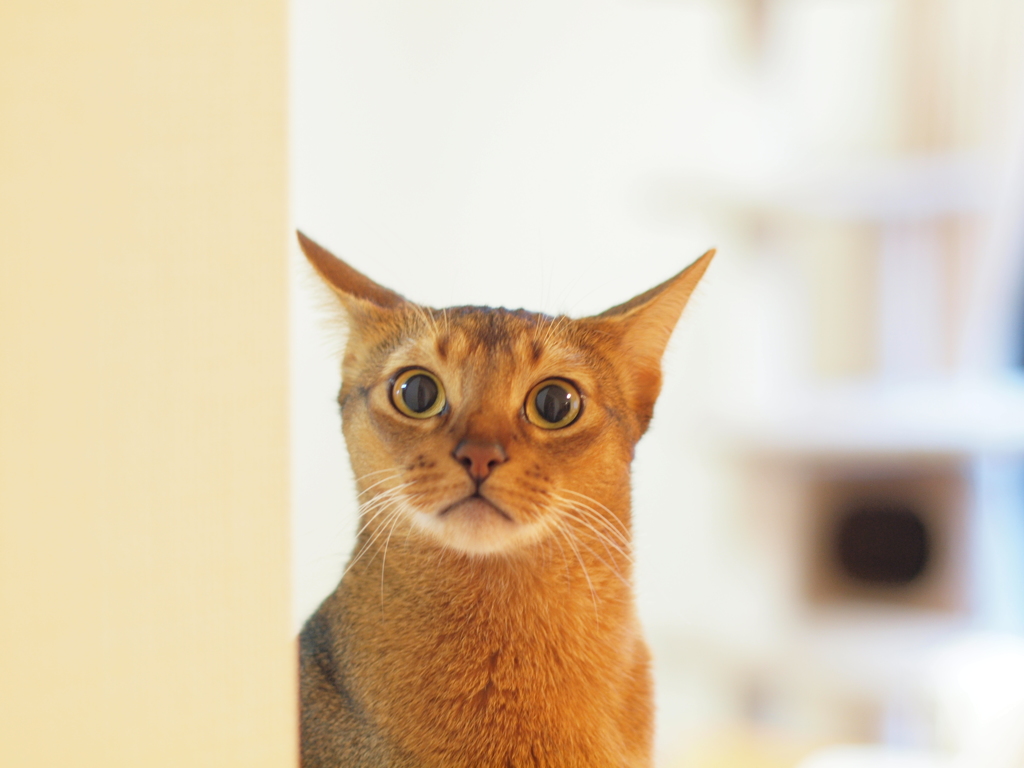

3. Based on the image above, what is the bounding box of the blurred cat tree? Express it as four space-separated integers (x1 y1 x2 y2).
651 0 1024 766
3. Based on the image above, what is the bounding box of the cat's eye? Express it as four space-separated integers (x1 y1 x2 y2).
525 379 581 429
391 369 446 419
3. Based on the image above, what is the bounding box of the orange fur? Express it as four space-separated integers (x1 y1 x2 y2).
297 233 713 767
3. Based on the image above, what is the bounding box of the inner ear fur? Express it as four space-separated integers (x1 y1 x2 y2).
297 231 407 313
588 249 715 433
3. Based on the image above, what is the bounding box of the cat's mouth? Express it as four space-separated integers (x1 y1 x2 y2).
419 492 540 554
439 493 514 523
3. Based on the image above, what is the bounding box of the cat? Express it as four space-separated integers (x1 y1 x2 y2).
296 232 714 768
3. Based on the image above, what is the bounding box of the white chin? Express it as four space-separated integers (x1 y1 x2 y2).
420 497 522 555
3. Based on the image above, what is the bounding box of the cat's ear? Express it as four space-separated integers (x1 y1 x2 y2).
588 249 715 433
297 232 406 323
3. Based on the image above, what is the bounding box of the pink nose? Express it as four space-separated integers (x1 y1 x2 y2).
453 440 507 481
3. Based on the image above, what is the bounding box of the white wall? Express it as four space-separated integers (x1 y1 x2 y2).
287 0 908 633
291 0 712 629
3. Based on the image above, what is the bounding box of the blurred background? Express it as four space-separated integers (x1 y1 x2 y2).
291 1 1024 767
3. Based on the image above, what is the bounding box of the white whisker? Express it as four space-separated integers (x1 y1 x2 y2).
558 515 633 589
555 504 634 565
555 519 598 613
355 472 406 499
352 467 402 483
340 485 417 582
559 489 631 542
549 522 572 588
379 504 407 611
550 494 633 555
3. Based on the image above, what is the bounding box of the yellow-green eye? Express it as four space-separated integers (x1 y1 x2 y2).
391 369 446 419
526 379 581 429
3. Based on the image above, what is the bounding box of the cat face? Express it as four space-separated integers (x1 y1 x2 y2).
339 307 642 554
299 234 713 556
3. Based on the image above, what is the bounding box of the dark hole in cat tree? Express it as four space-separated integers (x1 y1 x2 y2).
802 460 968 612
834 502 930 585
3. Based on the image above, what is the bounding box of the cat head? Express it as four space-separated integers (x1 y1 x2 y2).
299 233 713 556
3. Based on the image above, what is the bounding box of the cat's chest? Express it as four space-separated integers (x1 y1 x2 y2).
339 573 631 702
327 551 641 765
346 621 633 767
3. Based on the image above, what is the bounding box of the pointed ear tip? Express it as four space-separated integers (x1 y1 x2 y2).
673 247 715 282
296 230 324 251
686 247 716 274
296 231 333 265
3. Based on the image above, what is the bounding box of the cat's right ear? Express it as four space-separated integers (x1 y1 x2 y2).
297 232 407 322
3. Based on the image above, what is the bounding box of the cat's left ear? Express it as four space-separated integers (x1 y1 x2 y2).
297 232 407 326
587 249 715 434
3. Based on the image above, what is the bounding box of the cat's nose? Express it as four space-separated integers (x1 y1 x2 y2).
453 440 507 482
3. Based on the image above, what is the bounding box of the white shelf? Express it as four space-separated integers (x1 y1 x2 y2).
652 152 993 223
714 374 1024 456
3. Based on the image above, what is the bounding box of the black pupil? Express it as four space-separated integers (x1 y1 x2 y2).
401 374 438 413
535 384 572 424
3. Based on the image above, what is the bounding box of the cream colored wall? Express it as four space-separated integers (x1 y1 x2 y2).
0 3 294 767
